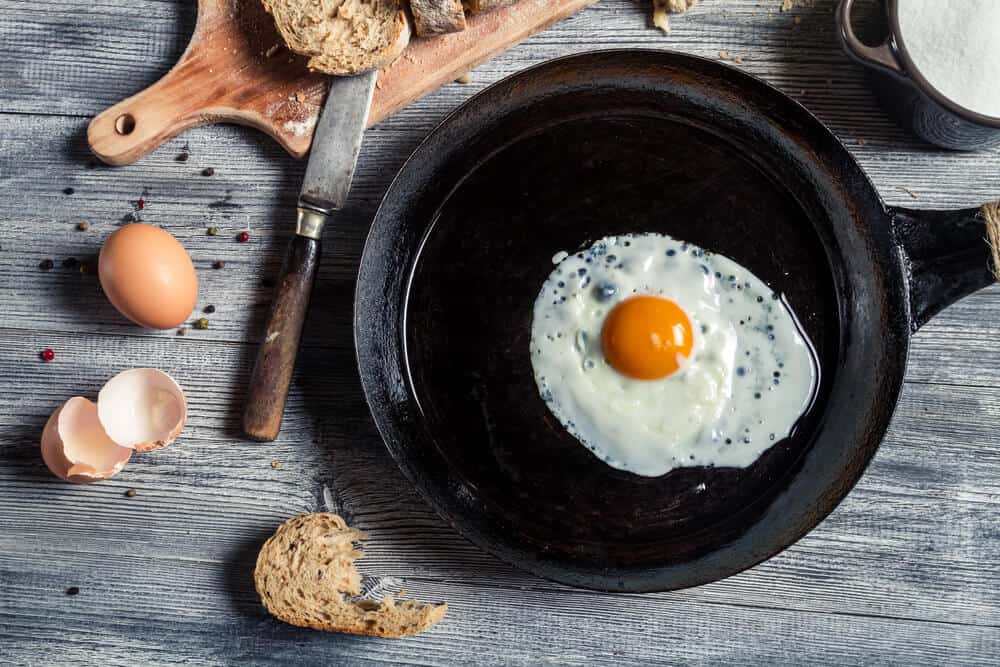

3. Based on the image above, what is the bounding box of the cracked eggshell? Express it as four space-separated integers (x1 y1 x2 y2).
41 397 133 483
98 368 187 452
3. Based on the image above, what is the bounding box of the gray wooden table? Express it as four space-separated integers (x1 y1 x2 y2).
2 1 998 664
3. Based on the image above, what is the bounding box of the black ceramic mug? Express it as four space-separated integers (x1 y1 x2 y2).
838 0 1000 150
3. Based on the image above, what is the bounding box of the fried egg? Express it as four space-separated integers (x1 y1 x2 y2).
530 233 818 477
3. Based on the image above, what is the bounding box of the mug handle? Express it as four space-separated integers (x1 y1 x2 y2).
836 0 904 75
893 203 998 331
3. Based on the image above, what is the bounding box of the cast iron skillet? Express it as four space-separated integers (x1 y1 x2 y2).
354 50 995 592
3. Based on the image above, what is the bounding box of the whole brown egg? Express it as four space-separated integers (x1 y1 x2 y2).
98 223 198 329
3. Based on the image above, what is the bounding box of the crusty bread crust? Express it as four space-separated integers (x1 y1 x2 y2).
262 0 411 75
254 513 447 637
410 0 467 35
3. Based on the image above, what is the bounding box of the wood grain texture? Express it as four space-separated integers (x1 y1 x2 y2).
1 0 999 665
85 0 598 165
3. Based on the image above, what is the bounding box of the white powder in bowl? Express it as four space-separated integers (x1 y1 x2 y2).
896 0 1000 119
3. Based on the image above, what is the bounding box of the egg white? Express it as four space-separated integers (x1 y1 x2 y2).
529 233 818 477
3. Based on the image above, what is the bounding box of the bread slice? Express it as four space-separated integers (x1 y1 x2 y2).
254 513 447 637
410 0 467 35
463 0 519 13
262 0 411 75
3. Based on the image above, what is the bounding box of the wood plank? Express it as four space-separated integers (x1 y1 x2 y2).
2 552 998 667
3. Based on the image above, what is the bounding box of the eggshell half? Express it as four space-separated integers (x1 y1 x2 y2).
97 368 187 451
41 397 132 483
98 223 198 330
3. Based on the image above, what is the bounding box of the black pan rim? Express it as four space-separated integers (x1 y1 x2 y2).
355 48 909 591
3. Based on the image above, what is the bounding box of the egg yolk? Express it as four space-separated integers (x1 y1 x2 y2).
601 296 694 380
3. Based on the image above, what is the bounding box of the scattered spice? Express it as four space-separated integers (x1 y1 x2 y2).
77 222 89 231
177 327 189 336
212 260 225 270
62 257 78 269
207 226 220 236
66 586 80 596
39 259 54 271
203 304 216 314
40 348 55 362
202 167 215 177
237 231 250 243
175 152 190 162
63 187 75 195
137 197 145 210
194 317 209 330
125 488 137 497
271 460 282 469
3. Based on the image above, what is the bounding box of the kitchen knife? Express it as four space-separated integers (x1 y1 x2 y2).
243 70 377 441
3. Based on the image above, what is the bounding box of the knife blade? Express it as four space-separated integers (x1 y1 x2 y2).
242 70 377 442
301 70 377 213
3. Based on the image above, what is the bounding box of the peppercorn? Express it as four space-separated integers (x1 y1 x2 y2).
125 488 137 497
212 260 225 270
176 152 189 162
39 259 54 271
66 586 80 596
63 187 75 195
202 167 215 177
203 304 216 314
41 348 55 362
77 222 89 231
237 231 250 243
177 327 188 336
137 198 145 210
194 318 209 330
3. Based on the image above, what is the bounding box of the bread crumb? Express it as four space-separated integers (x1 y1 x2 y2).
271 460 282 469
295 91 306 103
455 72 473 84
652 0 699 34
780 0 793 11
899 186 919 199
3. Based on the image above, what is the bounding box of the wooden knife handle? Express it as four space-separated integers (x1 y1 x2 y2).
243 233 321 441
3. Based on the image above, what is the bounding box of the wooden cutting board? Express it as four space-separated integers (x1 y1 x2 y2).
88 0 598 166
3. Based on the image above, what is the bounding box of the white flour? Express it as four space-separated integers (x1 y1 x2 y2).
896 0 1000 118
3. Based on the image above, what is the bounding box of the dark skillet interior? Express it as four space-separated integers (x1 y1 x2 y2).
358 50 906 591
405 115 837 565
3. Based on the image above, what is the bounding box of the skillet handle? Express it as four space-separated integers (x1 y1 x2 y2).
836 0 903 76
892 203 998 331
